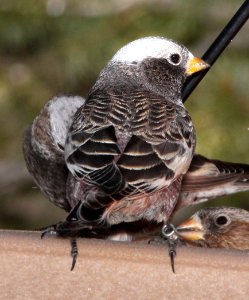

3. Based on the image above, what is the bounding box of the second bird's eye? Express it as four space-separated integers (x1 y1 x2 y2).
169 53 181 64
215 215 229 226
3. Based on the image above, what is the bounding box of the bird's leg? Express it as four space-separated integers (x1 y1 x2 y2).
70 238 78 271
161 223 179 273
40 220 95 270
39 203 81 270
40 220 83 271
39 201 110 270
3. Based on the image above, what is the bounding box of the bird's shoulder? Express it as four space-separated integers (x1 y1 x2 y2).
69 87 192 136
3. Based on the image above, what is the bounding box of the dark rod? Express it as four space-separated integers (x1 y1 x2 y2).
182 0 249 102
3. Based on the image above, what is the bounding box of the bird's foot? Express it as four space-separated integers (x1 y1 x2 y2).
161 223 179 273
40 223 59 238
40 220 94 271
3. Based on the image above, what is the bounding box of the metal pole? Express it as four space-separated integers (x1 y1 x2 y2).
182 0 249 103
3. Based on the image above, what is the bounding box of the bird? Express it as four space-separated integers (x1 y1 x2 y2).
61 36 208 235
24 37 209 269
176 206 249 250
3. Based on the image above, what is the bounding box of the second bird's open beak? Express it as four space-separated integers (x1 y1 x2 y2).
176 215 204 241
185 57 209 76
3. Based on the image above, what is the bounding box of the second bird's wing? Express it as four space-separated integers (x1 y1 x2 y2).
177 154 249 209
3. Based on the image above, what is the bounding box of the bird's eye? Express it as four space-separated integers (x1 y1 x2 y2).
215 215 229 226
169 53 181 65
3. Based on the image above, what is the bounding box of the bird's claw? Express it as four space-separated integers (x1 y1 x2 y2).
169 248 176 273
40 222 79 271
40 224 59 239
70 238 78 271
161 223 179 273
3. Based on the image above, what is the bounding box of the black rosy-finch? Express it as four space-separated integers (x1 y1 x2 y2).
62 37 208 234
177 206 249 250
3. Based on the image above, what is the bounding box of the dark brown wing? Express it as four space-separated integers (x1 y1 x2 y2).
183 154 249 190
65 88 194 220
177 154 249 209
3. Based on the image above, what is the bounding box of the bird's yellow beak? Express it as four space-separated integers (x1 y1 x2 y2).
177 215 204 241
185 57 209 76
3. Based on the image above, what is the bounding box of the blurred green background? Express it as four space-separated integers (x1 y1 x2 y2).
0 0 248 229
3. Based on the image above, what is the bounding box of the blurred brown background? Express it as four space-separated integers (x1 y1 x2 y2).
0 0 248 229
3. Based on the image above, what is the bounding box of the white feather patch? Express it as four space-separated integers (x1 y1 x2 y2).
111 36 192 63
